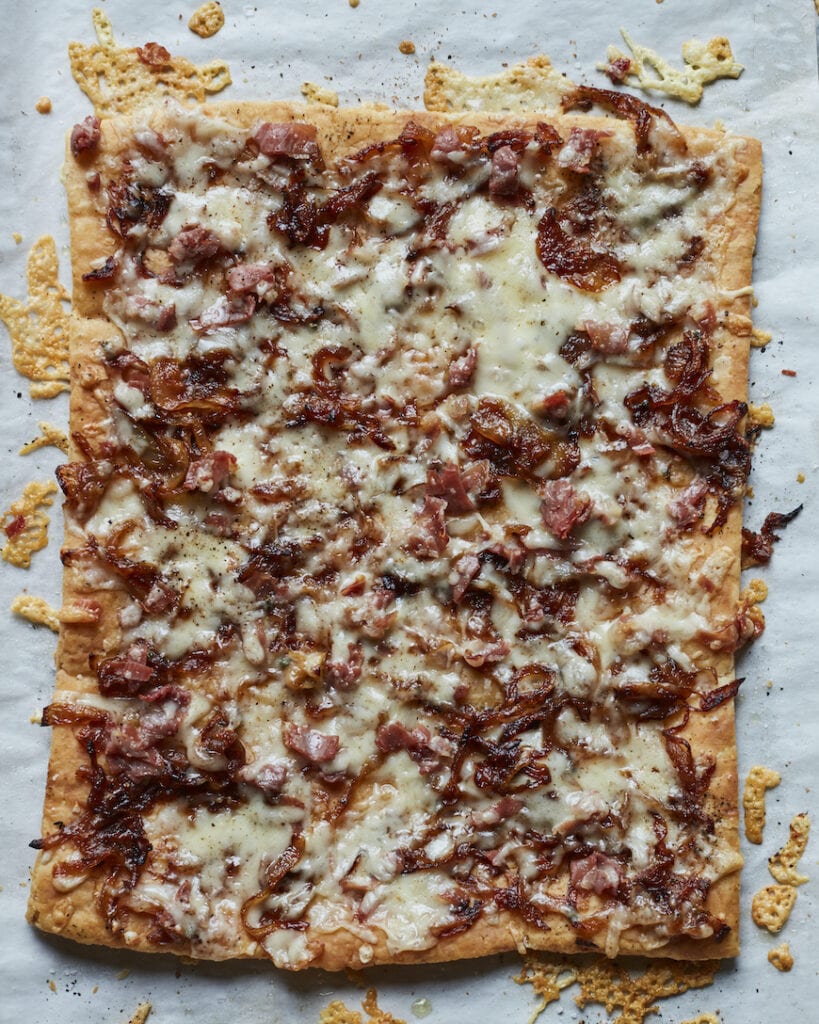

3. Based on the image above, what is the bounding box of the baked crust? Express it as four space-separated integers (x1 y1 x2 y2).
28 100 762 969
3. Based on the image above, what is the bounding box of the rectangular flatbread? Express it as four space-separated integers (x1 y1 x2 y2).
28 93 761 969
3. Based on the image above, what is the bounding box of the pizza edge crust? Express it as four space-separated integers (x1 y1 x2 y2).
28 103 761 969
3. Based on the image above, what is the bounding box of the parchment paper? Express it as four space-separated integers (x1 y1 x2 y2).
0 2 817 1021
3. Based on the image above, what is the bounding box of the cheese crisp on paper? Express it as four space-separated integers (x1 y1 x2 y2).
28 91 760 968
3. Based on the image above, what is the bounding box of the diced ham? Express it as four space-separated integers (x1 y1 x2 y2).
667 475 709 528
447 345 478 389
615 422 656 457
255 122 321 163
570 852 624 896
539 479 592 540
154 303 178 332
556 127 612 174
168 225 224 264
488 145 519 197
189 294 256 332
470 796 524 828
408 495 449 558
283 723 340 763
183 451 237 494
603 56 632 84
70 116 101 158
4 514 25 539
583 320 630 354
451 553 481 603
226 262 277 295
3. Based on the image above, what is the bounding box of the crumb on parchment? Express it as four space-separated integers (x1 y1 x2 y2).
748 402 775 429
301 82 340 107
320 988 406 1024
35 96 52 114
399 40 416 55
0 236 69 399
1 480 58 568
19 422 69 456
743 765 780 844
768 942 794 972
769 813 810 886
752 884 797 933
189 2 225 38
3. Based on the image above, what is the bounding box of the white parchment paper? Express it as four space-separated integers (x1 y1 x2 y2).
0 2 817 1021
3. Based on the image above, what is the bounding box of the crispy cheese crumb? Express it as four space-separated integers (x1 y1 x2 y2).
752 884 797 933
35 96 52 114
681 1016 720 1024
751 327 772 348
11 594 59 631
48 979 57 993
424 55 576 113
12 233 22 244
127 1005 151 1024
743 765 781 844
320 989 406 1024
1 480 58 568
19 421 69 456
514 959 576 1024
797 472 805 483
69 9 230 117
189 2 225 38
741 578 768 605
301 82 340 107
399 40 416 55
349 0 360 6
0 236 70 399
748 402 775 429
515 956 718 1024
769 813 810 886
768 942 794 972
599 29 743 104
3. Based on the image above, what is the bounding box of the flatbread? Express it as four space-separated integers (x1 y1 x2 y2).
29 95 761 969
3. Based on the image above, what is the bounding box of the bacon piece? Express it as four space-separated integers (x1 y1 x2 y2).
226 262 277 295
427 461 490 515
82 256 119 284
556 127 612 174
488 145 520 197
408 495 449 558
136 42 171 67
539 479 592 540
463 639 510 668
239 760 287 796
189 294 256 332
741 506 802 568
183 451 237 494
142 581 178 615
430 125 478 164
168 225 224 264
570 852 624 896
667 476 709 528
470 797 523 828
448 345 478 389
534 389 572 421
70 116 101 158
376 722 452 775
602 56 632 84
324 643 364 689
583 319 629 354
536 208 621 292
255 122 321 163
451 553 481 603
4 514 25 539
283 723 339 763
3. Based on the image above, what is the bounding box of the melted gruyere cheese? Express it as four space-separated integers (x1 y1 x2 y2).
47 102 751 966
